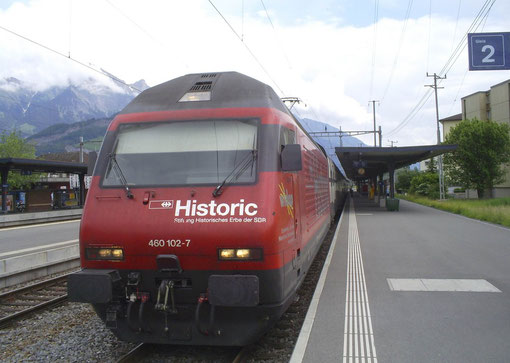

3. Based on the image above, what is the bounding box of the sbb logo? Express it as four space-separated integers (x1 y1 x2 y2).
149 200 174 209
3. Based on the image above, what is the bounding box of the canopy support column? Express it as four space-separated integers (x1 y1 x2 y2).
79 173 85 206
1 167 9 213
388 161 395 198
378 173 384 202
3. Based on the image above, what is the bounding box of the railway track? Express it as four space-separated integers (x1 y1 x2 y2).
0 274 70 327
116 342 248 363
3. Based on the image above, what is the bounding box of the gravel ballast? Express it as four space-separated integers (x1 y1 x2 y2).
0 303 136 362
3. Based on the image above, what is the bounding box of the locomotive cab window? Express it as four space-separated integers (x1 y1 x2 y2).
102 119 258 187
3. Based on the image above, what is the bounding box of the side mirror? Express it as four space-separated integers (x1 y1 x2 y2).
87 152 97 176
281 144 302 171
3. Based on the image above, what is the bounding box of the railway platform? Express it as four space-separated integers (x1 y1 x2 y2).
291 194 510 363
0 211 81 288
0 208 82 228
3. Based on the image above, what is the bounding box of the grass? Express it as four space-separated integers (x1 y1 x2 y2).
397 194 510 228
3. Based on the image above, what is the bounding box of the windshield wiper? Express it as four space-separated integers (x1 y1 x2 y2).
108 153 134 199
212 150 257 197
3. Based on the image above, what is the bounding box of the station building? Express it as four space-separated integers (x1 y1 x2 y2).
441 79 510 198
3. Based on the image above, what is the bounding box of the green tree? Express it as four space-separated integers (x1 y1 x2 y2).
443 119 510 198
396 167 420 193
425 157 437 173
0 131 39 189
409 172 439 199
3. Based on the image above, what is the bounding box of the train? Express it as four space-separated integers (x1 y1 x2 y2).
68 71 347 346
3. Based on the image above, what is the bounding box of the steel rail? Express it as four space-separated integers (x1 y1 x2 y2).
0 274 70 300
232 345 251 363
0 274 71 327
115 342 248 363
116 343 148 363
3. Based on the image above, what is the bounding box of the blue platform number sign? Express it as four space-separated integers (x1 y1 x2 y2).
468 32 510 71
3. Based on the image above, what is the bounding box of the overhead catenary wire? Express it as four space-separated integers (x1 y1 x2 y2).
259 0 292 69
426 0 431 72
0 25 143 94
68 0 72 58
380 0 413 102
295 97 321 123
386 0 496 137
385 89 434 137
481 3 491 30
104 0 189 70
447 0 492 116
438 0 495 77
105 0 164 46
257 2 324 125
208 0 285 95
0 15 144 130
450 0 462 54
369 0 379 101
241 0 244 41
250 2 325 127
447 69 468 115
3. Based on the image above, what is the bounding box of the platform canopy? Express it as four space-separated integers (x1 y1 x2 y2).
0 158 88 213
0 158 88 174
335 144 457 197
336 145 456 180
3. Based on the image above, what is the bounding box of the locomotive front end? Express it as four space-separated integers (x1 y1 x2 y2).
70 121 272 345
68 72 307 345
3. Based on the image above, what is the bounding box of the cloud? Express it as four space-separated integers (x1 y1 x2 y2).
0 0 509 146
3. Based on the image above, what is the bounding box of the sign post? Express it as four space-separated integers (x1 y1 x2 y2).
468 32 510 71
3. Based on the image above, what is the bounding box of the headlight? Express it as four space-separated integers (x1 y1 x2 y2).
218 248 262 261
219 249 236 259
86 247 124 261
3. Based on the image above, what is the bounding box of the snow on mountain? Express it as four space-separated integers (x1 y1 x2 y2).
0 75 148 136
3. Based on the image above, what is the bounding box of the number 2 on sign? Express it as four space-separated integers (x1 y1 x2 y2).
148 239 191 247
481 45 496 63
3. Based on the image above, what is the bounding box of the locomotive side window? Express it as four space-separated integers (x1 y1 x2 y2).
279 127 296 152
102 119 258 187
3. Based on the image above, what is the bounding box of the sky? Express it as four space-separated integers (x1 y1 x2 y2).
0 0 509 146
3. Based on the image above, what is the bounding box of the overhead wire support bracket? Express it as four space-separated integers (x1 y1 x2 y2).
281 97 304 110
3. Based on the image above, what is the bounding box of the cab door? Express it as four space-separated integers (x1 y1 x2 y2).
279 127 303 296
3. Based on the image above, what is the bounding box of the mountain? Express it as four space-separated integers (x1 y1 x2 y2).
15 78 364 168
0 75 148 136
28 112 365 168
27 117 111 155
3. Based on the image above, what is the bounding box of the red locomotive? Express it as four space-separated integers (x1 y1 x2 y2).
68 72 345 345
